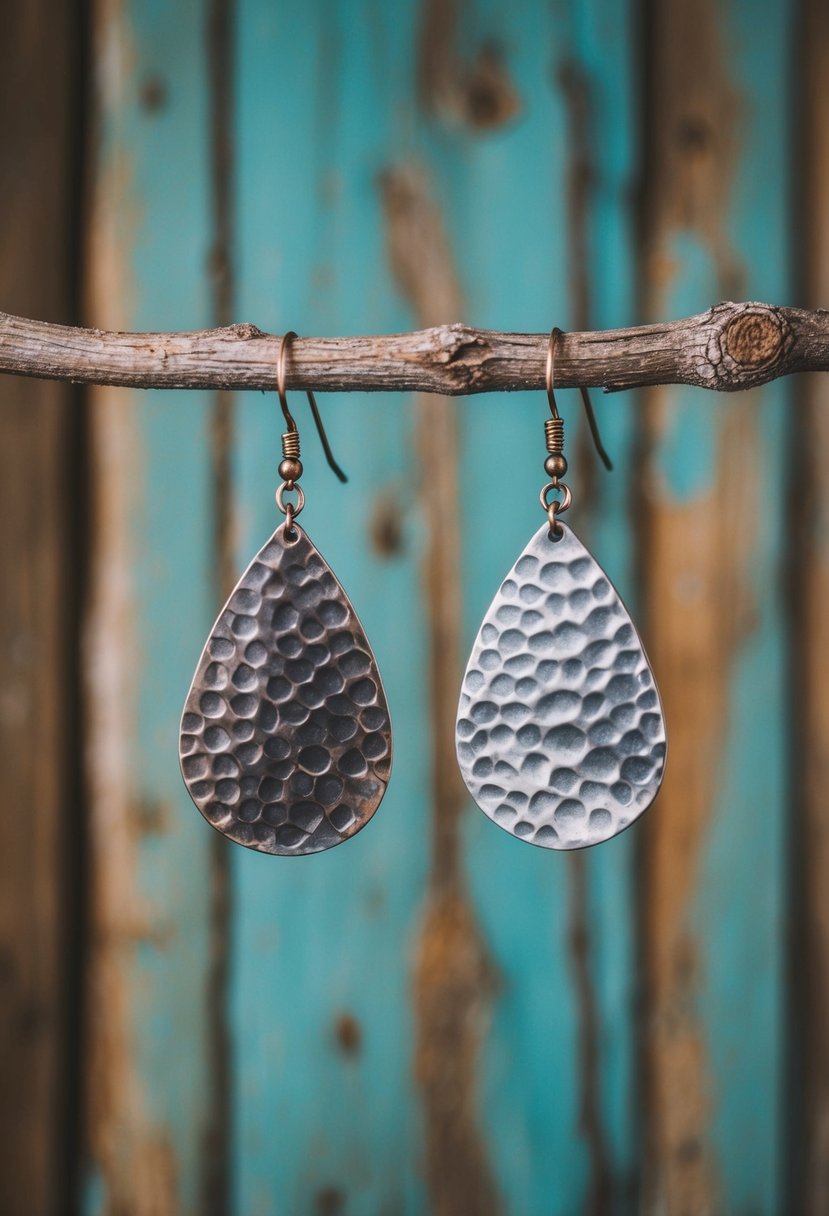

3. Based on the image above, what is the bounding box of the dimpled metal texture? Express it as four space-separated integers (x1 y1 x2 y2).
179 523 392 855
456 522 666 850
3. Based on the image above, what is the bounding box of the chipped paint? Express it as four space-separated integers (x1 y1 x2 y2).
83 0 218 1211
566 854 612 1216
66 2 798 1211
417 0 520 129
84 381 179 1216
639 397 760 1213
333 1012 363 1057
84 9 168 1207
381 163 500 1214
638 1 789 1210
414 890 500 1216
370 488 407 559
640 0 743 298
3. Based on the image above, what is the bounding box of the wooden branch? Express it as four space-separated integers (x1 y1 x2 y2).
0 300 827 395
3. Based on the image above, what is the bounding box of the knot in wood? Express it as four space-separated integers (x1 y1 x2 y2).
225 322 264 340
724 310 784 366
704 304 793 389
433 323 490 392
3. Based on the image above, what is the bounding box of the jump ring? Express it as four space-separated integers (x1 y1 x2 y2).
276 481 305 517
539 480 572 515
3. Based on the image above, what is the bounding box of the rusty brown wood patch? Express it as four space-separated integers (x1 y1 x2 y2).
638 397 759 1213
640 0 743 300
84 385 181 1216
380 164 500 1216
82 6 178 1212
638 0 752 1211
417 0 520 130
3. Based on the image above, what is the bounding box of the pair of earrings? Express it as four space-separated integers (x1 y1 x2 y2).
179 330 666 856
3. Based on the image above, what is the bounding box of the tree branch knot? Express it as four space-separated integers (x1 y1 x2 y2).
704 302 795 390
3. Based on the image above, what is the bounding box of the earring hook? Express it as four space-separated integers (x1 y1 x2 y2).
546 327 613 472
277 331 348 482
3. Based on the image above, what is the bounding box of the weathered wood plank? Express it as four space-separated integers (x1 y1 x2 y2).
380 161 500 1216
788 0 829 1208
0 3 80 1212
639 1 790 1211
558 3 641 1210
69 3 803 1213
453 3 640 1212
83 1 220 1211
202 1 236 1211
228 2 643 1211
230 4 432 1211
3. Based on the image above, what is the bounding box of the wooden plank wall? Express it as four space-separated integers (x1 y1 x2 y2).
83 3 220 1213
0 5 82 1215
790 0 829 1210
639 2 790 1212
1 0 828 1213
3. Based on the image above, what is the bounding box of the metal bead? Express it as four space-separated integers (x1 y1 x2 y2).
544 453 568 478
279 457 303 481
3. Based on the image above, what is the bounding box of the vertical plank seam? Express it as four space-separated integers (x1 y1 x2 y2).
203 0 236 1210
558 51 614 1215
379 161 501 1216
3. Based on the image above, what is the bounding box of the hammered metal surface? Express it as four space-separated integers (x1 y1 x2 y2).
456 522 666 850
180 523 392 855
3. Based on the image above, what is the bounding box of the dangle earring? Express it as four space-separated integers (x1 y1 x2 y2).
179 332 392 855
455 328 666 850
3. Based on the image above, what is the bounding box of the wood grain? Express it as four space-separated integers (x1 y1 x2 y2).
381 162 500 1216
0 300 826 394
202 1 235 1211
637 8 736 1205
638 0 789 1210
82 2 220 1211
0 4 80 1214
790 0 829 1208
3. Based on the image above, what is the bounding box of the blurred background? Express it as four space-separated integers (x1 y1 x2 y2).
2 1 828 1213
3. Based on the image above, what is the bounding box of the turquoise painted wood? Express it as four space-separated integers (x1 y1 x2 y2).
83 1 219 1211
232 2 640 1213
87 0 795 1212
232 6 430 1212
670 5 790 1207
456 2 640 1212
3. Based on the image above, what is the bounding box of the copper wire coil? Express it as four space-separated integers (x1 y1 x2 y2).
281 429 301 458
544 416 565 454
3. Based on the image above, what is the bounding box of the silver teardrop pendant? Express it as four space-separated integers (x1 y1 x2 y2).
456 522 665 850
180 522 392 855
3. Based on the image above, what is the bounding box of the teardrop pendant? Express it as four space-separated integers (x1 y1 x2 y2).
180 522 392 855
456 522 665 850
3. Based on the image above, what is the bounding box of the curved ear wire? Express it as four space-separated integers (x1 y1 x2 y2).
546 327 613 472
304 389 348 483
278 330 348 482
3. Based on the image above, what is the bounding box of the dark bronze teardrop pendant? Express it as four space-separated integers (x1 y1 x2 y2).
180 522 392 855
